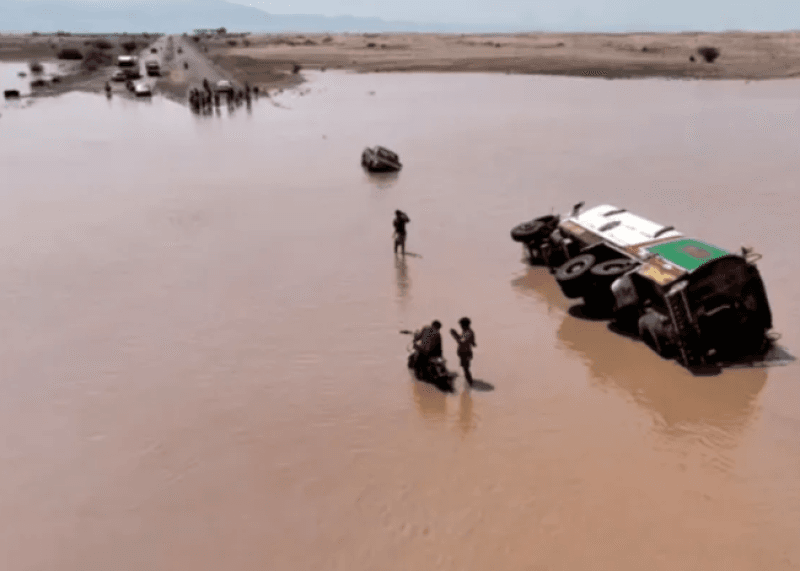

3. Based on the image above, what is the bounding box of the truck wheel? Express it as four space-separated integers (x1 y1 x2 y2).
588 258 640 310
510 215 559 243
555 253 596 298
541 241 566 273
590 258 639 278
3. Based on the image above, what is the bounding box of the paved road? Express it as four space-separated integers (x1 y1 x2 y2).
136 35 241 100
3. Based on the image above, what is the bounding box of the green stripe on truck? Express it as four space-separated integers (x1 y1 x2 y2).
647 239 730 272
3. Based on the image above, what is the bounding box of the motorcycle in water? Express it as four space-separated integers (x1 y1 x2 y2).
401 330 455 391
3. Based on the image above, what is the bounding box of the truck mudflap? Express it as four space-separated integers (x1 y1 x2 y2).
664 280 705 367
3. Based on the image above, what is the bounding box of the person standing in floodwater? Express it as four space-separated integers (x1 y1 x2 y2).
451 317 477 387
393 210 410 255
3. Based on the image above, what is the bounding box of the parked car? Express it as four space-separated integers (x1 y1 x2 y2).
134 83 152 97
145 60 161 77
111 69 128 82
117 55 137 67
215 79 234 94
510 203 774 369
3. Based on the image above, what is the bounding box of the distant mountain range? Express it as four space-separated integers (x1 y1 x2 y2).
2 0 777 34
0 0 492 33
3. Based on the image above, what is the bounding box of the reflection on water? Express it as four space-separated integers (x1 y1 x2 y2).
364 170 400 190
556 313 768 435
412 378 447 422
394 254 410 300
457 389 474 438
513 266 768 438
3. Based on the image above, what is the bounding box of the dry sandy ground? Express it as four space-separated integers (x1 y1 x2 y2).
207 31 800 80
6 31 800 106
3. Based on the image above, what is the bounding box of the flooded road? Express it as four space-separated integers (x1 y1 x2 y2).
1 72 799 570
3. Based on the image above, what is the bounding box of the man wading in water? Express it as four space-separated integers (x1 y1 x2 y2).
393 210 410 255
451 317 477 387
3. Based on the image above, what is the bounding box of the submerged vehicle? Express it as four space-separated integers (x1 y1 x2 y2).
361 146 402 172
402 330 455 391
511 203 774 369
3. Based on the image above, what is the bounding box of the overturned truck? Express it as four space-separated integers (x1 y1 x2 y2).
511 203 774 369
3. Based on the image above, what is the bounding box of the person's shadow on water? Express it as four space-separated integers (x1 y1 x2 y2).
412 378 448 421
468 379 495 392
458 389 474 437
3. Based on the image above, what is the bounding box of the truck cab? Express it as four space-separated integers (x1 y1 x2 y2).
117 55 137 67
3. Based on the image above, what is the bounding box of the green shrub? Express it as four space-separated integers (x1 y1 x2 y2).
94 39 113 50
57 48 83 60
80 50 112 71
697 46 720 63
29 60 44 73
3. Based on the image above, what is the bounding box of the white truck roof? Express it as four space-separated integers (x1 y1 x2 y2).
567 204 684 248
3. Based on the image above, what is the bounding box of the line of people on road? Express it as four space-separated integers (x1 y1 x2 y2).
189 78 257 114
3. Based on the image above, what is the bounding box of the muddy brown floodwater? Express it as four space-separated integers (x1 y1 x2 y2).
1 71 799 571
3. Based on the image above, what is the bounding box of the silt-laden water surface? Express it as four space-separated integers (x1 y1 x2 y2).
1 70 799 570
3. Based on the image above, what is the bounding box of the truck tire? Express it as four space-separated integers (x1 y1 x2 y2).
590 258 639 279
510 215 559 243
587 259 640 310
555 253 596 298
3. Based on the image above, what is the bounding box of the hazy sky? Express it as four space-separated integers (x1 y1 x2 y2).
219 0 780 30
9 0 789 31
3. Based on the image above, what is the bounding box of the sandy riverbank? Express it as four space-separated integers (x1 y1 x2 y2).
204 31 800 80
6 31 800 106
